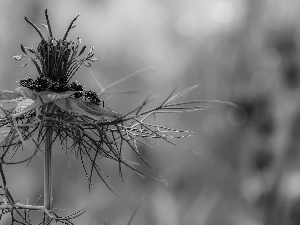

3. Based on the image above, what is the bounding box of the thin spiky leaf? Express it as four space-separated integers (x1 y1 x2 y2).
21 44 27 55
164 99 236 107
99 67 156 95
165 84 199 104
126 194 147 225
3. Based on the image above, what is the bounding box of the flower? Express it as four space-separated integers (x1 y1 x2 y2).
16 9 98 86
0 8 230 224
2 9 203 188
14 9 101 105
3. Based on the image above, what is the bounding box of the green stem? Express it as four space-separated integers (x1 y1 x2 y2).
44 108 53 224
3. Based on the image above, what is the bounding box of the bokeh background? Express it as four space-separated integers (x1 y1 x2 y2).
1 0 300 224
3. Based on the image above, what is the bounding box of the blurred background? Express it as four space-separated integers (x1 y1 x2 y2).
1 0 300 224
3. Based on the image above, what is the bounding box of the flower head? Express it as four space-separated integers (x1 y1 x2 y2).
14 9 100 105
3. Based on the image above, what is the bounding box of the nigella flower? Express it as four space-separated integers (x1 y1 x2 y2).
0 9 229 225
13 9 100 105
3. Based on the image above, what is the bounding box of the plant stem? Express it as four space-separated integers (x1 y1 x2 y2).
44 110 53 224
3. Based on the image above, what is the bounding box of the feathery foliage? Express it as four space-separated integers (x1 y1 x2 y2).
0 9 233 224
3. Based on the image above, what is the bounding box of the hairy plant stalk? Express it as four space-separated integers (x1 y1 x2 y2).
44 105 53 224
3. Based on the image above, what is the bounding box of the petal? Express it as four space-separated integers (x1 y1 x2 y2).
75 100 120 118
54 98 120 120
38 91 77 104
15 87 77 103
0 90 24 102
15 87 38 100
13 98 36 113
54 98 93 118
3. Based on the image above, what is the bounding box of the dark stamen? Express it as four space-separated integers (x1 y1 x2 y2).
24 17 45 40
45 9 53 38
62 14 80 41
